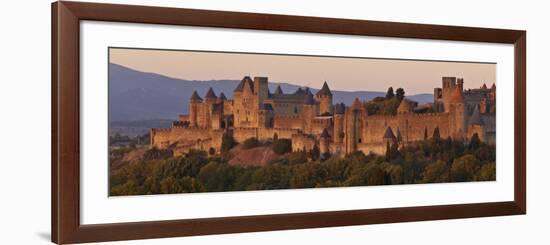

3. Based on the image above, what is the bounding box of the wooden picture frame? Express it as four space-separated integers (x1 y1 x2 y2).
51 1 526 244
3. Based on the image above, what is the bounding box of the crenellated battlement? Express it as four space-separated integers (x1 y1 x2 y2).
151 75 495 155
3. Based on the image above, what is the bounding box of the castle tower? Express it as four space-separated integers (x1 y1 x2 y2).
316 81 333 115
204 87 217 103
258 103 274 128
333 103 346 143
189 91 202 127
467 105 485 141
479 98 488 114
345 98 365 153
457 78 464 91
442 76 457 113
319 128 331 156
448 86 466 140
203 87 217 128
253 77 269 107
217 92 227 104
233 76 254 128
302 91 316 134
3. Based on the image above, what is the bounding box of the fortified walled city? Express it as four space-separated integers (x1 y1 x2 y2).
150 76 496 157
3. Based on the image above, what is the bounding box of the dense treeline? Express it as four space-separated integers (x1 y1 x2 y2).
109 133 495 196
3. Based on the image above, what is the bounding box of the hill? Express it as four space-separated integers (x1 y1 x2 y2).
109 63 433 122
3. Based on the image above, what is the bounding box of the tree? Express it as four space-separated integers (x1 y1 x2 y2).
422 160 449 183
432 126 441 143
469 133 481 150
385 87 395 99
308 145 320 161
396 88 405 101
451 154 479 182
385 141 391 161
272 138 292 155
242 137 260 149
390 141 399 159
288 151 308 164
220 133 236 153
197 162 235 192
208 147 216 156
475 162 496 181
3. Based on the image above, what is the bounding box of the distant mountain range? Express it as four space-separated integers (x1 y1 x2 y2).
109 63 433 122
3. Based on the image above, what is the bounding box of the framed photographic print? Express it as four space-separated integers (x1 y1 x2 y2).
52 1 526 244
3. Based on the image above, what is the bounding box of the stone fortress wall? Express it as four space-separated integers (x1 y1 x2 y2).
151 75 496 157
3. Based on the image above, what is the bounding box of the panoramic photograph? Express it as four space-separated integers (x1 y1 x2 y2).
108 48 496 196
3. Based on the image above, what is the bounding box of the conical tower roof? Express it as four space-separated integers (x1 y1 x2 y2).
316 81 332 96
482 83 488 89
217 92 227 103
190 91 202 102
491 83 496 90
234 76 254 92
274 85 283 95
304 90 315 105
383 127 396 141
468 106 484 125
204 87 217 100
320 128 331 138
449 87 464 103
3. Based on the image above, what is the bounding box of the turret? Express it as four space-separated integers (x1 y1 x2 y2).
217 92 227 104
302 91 316 133
253 77 269 107
274 85 283 95
316 81 333 115
346 97 365 153
204 87 217 103
333 103 346 143
448 86 466 139
457 78 464 91
189 91 202 127
468 105 485 141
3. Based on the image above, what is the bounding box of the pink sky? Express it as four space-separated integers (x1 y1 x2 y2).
110 48 496 94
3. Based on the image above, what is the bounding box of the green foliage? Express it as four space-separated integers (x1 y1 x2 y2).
365 97 401 116
208 147 216 156
414 106 436 114
143 147 173 161
469 133 481 150
242 137 260 149
432 127 441 143
220 133 237 153
422 160 449 183
396 88 405 101
308 145 320 161
288 151 308 164
110 135 496 196
272 139 292 155
475 162 496 181
198 162 236 192
451 154 480 182
386 86 395 99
